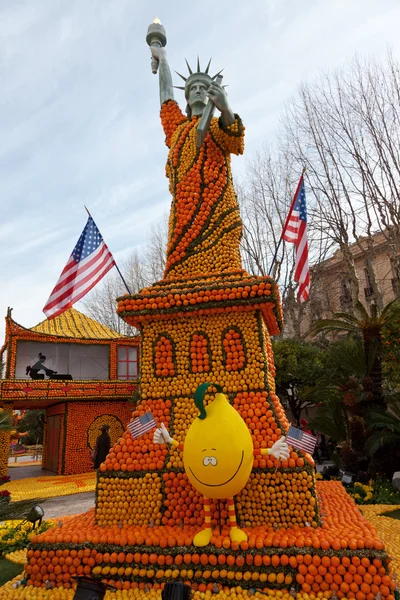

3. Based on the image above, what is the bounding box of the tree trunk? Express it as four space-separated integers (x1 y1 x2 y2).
340 243 360 315
364 251 384 311
287 395 301 426
363 327 385 408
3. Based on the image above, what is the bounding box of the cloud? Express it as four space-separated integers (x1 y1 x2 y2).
1 0 400 338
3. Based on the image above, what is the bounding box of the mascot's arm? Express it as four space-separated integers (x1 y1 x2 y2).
253 437 290 460
153 422 184 451
254 448 270 457
170 439 184 452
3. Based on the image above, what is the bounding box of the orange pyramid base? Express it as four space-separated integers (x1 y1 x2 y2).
25 482 396 599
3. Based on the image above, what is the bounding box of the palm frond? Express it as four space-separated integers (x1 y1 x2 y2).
302 384 340 399
365 431 400 455
367 412 400 431
309 414 347 442
368 402 400 427
312 319 359 336
0 411 12 432
380 299 400 321
327 338 368 379
387 400 400 412
309 399 348 442
344 338 369 373
354 301 371 322
384 390 400 403
365 400 400 454
332 311 363 324
313 300 400 338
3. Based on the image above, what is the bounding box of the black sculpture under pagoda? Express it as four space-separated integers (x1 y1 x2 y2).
26 353 72 380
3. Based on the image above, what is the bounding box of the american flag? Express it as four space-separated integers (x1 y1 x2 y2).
286 425 317 454
128 412 157 439
43 216 116 319
281 174 310 303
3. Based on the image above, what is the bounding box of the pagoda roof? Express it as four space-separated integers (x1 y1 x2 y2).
31 308 122 340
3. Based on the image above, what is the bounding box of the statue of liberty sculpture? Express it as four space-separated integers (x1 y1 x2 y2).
150 45 245 280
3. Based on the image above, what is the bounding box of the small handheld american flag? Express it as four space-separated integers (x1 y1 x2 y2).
43 215 116 319
286 425 317 454
128 412 157 439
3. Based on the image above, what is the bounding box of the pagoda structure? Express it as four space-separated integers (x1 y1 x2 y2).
0 307 139 476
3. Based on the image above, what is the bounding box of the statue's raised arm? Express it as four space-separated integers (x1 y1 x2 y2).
151 46 174 106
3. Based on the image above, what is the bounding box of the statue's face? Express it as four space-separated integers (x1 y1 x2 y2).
188 80 208 110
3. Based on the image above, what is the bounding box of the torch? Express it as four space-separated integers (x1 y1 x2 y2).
146 17 167 74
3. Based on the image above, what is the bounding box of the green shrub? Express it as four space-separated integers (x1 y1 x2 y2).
348 478 400 505
0 520 52 557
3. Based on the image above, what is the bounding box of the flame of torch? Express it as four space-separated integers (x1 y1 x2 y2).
146 17 167 75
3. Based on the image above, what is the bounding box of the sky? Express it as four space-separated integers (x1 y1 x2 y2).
2 0 400 341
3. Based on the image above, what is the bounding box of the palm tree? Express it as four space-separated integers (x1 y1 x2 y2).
0 410 12 432
313 300 400 406
307 338 372 445
309 396 349 443
365 400 400 456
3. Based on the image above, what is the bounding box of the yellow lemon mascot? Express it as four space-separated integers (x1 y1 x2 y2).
154 382 290 547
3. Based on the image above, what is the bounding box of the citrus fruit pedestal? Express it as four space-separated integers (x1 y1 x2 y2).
18 272 396 599
23 481 394 599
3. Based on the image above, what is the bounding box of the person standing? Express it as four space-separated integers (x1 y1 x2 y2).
300 418 312 435
92 425 111 469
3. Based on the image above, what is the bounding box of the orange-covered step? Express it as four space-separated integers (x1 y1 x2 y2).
25 482 396 596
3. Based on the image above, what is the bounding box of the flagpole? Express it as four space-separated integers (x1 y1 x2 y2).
267 168 306 277
267 239 283 277
113 264 132 296
84 207 132 295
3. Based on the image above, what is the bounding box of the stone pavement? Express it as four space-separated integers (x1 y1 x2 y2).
8 465 95 520
8 465 55 481
42 492 95 519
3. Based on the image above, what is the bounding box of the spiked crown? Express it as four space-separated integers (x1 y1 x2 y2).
174 57 223 100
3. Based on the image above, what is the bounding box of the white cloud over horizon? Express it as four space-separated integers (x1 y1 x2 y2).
1 0 400 339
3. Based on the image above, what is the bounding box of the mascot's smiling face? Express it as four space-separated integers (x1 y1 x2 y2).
183 392 254 500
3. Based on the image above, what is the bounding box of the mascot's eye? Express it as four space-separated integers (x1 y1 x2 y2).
202 456 218 466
